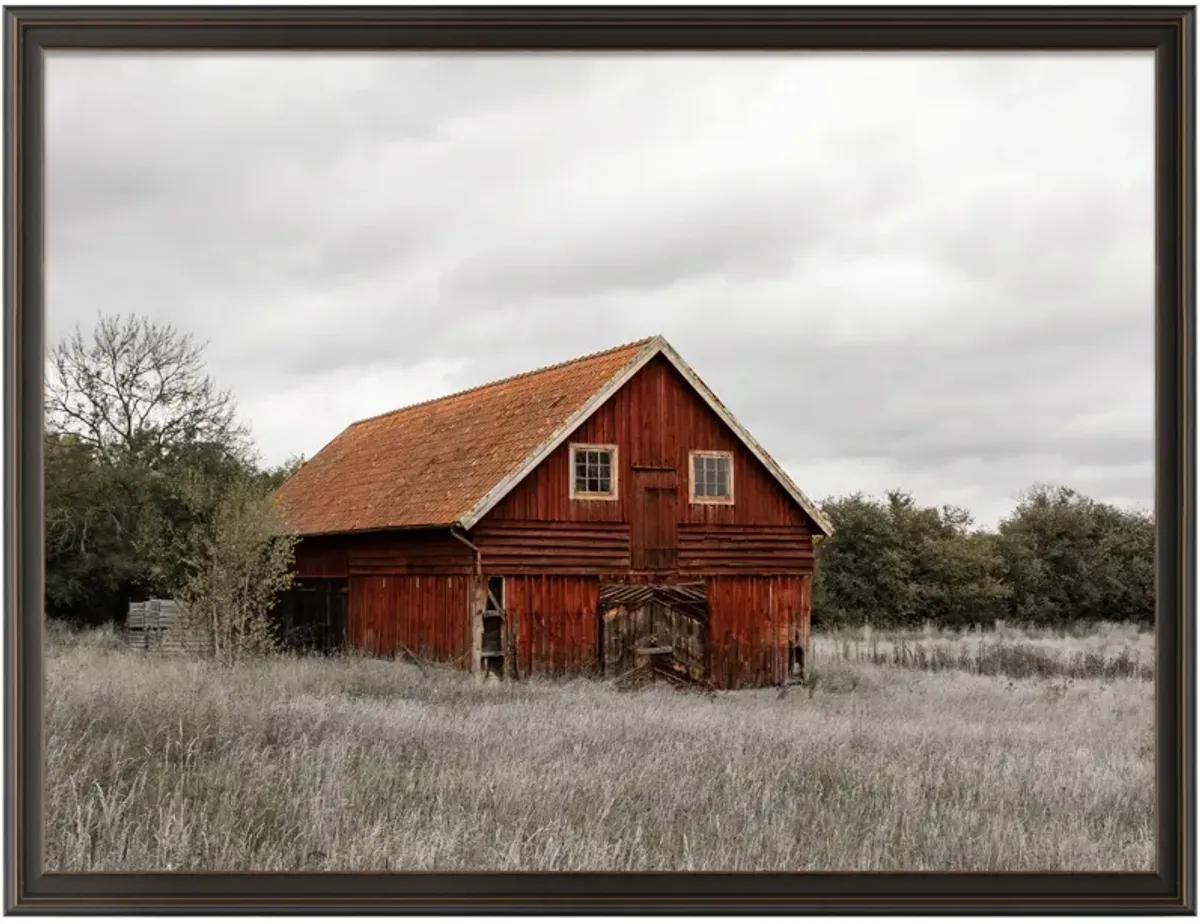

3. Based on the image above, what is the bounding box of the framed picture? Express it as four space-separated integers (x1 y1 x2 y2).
6 5 1193 914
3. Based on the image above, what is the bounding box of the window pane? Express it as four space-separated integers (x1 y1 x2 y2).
575 448 615 495
693 455 731 498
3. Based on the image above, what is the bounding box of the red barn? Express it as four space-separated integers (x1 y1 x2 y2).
272 336 832 689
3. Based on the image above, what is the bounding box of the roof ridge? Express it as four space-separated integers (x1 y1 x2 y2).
348 335 662 428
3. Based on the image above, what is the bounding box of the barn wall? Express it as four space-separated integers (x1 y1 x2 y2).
471 520 630 575
491 573 812 689
486 355 815 532
677 524 813 575
346 530 473 576
293 535 349 578
706 575 812 689
500 575 600 678
347 574 472 662
293 529 473 579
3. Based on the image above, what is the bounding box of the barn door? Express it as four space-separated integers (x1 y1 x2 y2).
599 583 708 679
631 468 678 571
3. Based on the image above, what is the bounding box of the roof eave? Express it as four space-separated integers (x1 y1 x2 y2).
287 522 458 539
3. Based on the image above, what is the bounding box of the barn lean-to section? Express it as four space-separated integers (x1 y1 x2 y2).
275 528 475 660
273 336 832 689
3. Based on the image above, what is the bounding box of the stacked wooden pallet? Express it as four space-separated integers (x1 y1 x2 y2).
123 599 213 655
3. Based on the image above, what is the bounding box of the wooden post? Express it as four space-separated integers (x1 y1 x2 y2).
505 622 519 681
470 578 485 682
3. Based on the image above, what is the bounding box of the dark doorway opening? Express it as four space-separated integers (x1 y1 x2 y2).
788 640 805 680
482 576 506 677
273 578 348 653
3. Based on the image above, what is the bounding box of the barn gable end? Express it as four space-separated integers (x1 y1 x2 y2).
482 354 818 531
473 355 817 577
457 337 832 536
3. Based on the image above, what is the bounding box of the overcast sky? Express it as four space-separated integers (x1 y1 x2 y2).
46 52 1154 528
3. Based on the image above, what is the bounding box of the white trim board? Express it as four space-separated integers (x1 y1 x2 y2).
457 336 834 536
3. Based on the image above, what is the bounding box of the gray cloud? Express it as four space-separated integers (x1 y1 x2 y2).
46 51 1155 527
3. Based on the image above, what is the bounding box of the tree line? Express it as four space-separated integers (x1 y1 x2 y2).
811 487 1155 630
45 313 1155 639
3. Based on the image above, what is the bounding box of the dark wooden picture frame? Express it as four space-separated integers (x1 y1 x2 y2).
4 6 1194 913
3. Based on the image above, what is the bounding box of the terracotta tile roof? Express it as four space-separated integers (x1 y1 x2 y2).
274 338 656 535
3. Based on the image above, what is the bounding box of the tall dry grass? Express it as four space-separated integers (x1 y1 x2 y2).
45 626 1154 872
812 620 1155 681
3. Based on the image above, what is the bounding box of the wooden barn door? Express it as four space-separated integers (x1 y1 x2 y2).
631 467 679 572
599 583 707 679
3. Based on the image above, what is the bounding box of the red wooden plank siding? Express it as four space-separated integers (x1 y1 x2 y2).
502 576 599 677
347 530 473 575
796 575 812 659
294 530 472 579
706 575 810 689
471 521 630 574
348 574 472 663
677 524 813 575
486 356 814 531
293 536 349 578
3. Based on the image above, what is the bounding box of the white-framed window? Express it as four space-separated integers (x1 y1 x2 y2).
569 443 618 501
689 450 734 504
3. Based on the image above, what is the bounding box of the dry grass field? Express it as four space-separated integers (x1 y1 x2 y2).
45 622 1155 873
811 620 1155 681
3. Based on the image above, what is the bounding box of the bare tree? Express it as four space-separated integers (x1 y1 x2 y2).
44 314 261 619
46 314 249 463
